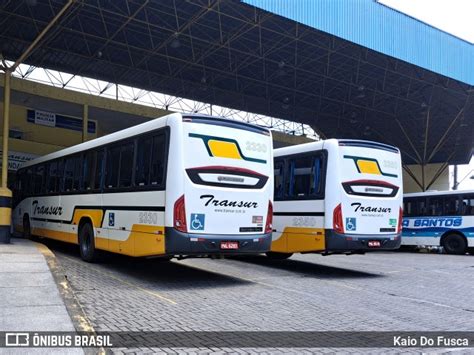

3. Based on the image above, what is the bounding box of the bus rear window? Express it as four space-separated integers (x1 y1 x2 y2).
288 155 323 198
274 152 326 201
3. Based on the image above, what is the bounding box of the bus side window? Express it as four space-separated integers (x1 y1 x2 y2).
82 151 97 191
287 154 324 199
119 142 134 188
47 161 58 193
135 136 152 186
404 200 412 216
311 155 323 195
150 135 166 186
417 198 427 216
34 165 45 195
462 195 474 215
290 156 312 197
105 146 120 189
427 197 443 216
444 196 459 215
73 155 82 191
50 160 63 194
274 159 285 199
64 157 74 192
57 159 64 193
94 149 104 190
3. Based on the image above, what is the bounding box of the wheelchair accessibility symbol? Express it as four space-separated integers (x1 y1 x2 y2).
109 212 115 227
190 213 205 231
346 217 356 231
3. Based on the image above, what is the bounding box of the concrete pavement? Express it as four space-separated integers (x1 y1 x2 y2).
0 237 83 354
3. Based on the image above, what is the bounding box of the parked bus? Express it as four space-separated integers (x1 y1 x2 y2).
12 113 274 261
402 190 474 254
269 139 403 259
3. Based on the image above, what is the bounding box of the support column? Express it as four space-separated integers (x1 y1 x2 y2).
82 104 88 142
0 70 12 243
421 164 426 192
453 165 458 190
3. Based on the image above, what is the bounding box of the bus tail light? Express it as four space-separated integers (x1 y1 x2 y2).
174 195 187 233
265 201 273 234
397 207 403 234
333 203 344 234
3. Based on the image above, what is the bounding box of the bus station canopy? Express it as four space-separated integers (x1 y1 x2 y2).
1 0 473 165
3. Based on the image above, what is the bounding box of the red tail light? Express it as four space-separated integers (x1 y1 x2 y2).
333 203 344 234
174 195 187 233
397 207 403 234
265 201 273 234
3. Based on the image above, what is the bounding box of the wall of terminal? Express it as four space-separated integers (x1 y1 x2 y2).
0 102 97 148
0 102 99 189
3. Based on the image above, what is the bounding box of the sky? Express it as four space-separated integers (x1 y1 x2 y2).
379 0 474 190
378 0 474 43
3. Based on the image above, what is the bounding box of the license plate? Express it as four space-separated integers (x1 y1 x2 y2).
220 241 239 250
368 240 381 248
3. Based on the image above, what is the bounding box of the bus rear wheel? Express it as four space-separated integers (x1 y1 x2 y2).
443 234 467 255
79 222 99 262
265 252 293 260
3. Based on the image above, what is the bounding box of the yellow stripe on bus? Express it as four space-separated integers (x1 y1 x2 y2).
32 227 77 244
99 224 166 257
32 223 166 257
356 160 381 175
208 140 242 160
271 227 325 253
72 209 104 228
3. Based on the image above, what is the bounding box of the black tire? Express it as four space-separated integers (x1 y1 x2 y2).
265 251 293 260
23 215 32 240
79 222 98 262
443 234 467 255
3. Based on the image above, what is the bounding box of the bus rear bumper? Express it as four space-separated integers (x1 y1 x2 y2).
324 230 401 253
164 228 272 256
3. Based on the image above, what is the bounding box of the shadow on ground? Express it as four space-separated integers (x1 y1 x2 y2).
230 255 383 279
37 238 253 289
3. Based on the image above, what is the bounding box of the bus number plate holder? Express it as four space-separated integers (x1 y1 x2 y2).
220 241 239 250
368 240 381 248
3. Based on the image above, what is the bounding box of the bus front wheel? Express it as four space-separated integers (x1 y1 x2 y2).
79 222 98 262
265 252 293 260
442 234 467 255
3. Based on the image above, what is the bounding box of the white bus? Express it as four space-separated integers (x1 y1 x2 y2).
402 190 474 254
12 113 274 261
269 139 403 259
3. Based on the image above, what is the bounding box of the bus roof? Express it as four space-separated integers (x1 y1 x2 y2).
20 112 178 170
274 138 399 157
404 190 474 198
19 113 271 170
